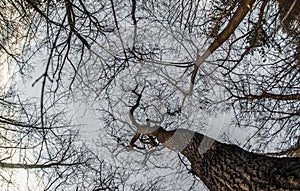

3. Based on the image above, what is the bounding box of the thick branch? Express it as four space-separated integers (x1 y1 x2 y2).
191 0 256 85
0 161 84 169
241 92 300 101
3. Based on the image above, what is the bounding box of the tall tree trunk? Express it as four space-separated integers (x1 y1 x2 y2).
131 128 300 191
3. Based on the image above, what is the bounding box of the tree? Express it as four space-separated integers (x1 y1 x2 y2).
128 87 300 190
1 0 300 190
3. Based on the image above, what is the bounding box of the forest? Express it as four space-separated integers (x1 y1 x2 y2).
0 0 299 190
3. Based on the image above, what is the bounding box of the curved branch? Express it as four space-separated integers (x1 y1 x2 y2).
191 0 256 86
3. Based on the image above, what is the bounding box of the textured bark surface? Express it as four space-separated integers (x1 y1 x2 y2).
153 129 300 191
190 136 299 190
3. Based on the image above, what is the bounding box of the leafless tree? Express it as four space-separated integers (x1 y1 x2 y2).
1 0 300 190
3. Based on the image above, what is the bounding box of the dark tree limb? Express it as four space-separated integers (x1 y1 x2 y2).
64 0 91 49
191 0 256 86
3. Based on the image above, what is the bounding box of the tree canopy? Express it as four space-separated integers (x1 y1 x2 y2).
0 0 299 190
